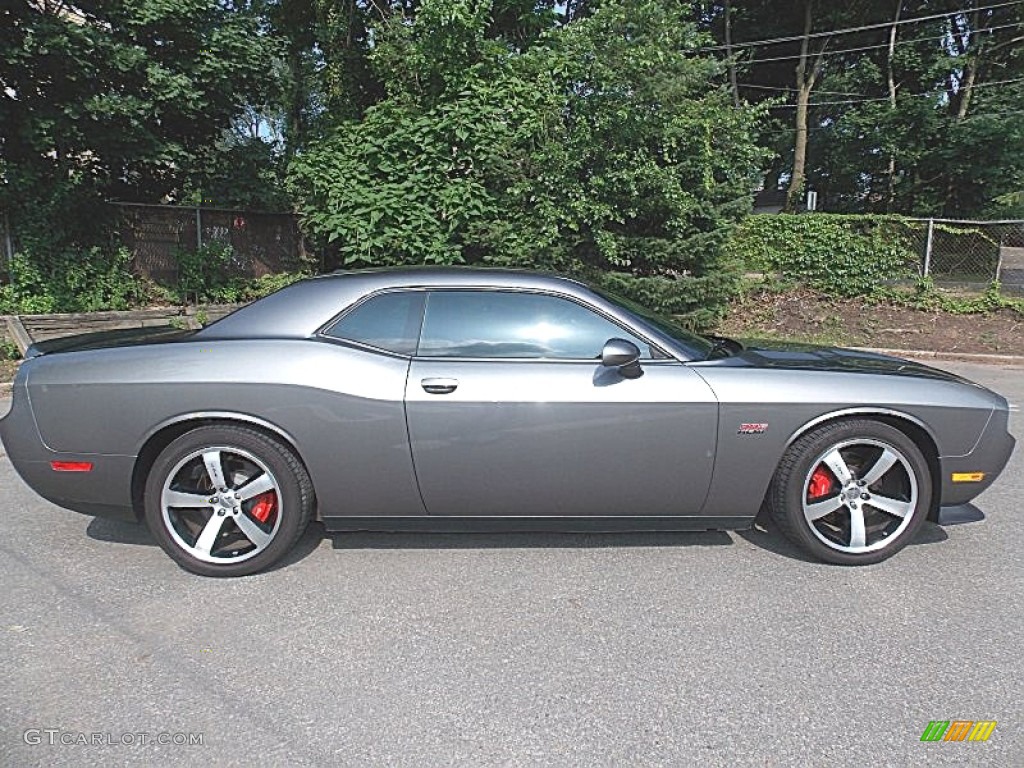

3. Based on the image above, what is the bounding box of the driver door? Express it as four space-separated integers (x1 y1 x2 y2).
404 289 718 518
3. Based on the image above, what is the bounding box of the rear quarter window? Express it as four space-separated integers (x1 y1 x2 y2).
323 291 425 356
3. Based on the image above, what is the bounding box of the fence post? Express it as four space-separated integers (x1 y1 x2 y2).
995 233 1004 284
196 206 202 251
2 209 13 275
923 217 934 277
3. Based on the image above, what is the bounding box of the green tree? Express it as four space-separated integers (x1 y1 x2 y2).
805 0 1024 216
0 0 270 258
256 0 561 156
291 0 766 326
698 0 1024 217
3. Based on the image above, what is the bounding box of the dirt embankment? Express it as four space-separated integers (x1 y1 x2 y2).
716 290 1024 355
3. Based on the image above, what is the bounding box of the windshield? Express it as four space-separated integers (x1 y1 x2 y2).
590 285 714 359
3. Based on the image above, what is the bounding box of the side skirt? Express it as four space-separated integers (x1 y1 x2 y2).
321 515 756 534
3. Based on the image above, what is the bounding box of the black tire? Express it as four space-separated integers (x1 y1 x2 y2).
768 419 932 565
144 425 314 576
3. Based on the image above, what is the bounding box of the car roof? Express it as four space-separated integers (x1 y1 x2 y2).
197 267 594 340
316 266 587 289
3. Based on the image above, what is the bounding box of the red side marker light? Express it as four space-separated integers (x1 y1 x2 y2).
50 461 93 472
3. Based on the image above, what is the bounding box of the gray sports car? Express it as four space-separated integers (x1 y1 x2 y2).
1 268 1014 575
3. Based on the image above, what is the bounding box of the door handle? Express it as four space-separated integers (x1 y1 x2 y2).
421 377 459 395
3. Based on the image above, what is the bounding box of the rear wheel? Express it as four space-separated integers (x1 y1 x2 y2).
144 425 314 576
768 420 931 565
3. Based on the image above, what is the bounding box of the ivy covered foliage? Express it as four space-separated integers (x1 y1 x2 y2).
729 215 920 297
290 0 766 327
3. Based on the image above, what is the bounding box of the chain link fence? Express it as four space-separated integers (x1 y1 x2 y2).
907 218 1024 293
113 202 309 284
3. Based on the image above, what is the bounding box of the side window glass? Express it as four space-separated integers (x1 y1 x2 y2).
418 291 652 359
324 291 425 355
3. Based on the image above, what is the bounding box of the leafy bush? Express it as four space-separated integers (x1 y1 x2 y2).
174 242 241 303
729 214 919 297
0 240 308 314
235 272 307 302
174 243 308 304
0 247 144 314
0 339 21 360
873 279 1024 315
291 0 766 329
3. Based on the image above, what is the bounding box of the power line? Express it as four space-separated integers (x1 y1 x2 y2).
725 21 1022 66
697 0 1023 53
736 83 867 96
765 97 896 108
760 76 1024 109
758 106 1024 138
961 75 1024 88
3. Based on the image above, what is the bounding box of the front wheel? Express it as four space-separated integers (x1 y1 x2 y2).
143 425 314 576
768 420 932 565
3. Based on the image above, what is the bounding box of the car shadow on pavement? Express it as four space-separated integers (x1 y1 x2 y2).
86 513 953 566
272 521 331 570
736 508 950 564
85 516 328 570
85 518 733 554
86 516 156 546
330 529 734 550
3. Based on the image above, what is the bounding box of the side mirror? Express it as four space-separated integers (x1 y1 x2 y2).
601 338 643 379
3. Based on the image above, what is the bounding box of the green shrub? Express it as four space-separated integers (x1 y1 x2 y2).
873 280 1024 315
175 242 239 303
0 247 143 314
596 268 743 330
235 272 307 302
729 214 918 297
0 232 309 313
174 243 310 304
0 340 21 360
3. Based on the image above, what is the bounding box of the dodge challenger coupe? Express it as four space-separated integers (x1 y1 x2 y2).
1 268 1014 575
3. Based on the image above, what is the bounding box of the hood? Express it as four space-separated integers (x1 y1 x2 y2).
728 338 969 384
24 325 196 359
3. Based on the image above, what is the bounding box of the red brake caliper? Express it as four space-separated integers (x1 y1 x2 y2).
808 466 834 500
250 491 277 524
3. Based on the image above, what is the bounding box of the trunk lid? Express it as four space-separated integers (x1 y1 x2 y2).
24 325 196 359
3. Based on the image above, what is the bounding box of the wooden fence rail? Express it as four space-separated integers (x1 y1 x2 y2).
3 304 242 355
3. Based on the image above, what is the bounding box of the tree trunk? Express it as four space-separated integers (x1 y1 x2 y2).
784 0 819 213
724 0 740 108
884 0 901 211
788 84 811 213
954 59 978 120
943 8 981 213
285 43 304 158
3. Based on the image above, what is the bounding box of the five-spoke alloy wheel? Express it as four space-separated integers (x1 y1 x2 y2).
144 425 314 576
769 420 932 565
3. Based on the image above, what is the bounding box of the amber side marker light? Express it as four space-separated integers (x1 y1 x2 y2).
50 461 93 472
951 472 985 483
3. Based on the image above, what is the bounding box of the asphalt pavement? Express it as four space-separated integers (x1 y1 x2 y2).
1 361 1021 767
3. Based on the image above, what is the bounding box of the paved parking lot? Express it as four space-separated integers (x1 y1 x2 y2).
1 360 1021 767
